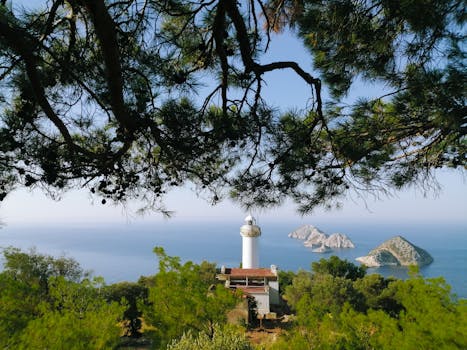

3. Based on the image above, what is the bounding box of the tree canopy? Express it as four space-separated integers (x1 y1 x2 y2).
142 247 242 348
0 0 465 214
0 247 123 349
274 256 467 350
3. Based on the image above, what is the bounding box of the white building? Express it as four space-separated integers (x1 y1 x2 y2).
217 216 280 316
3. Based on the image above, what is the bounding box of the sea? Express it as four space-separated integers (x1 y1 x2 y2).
0 220 466 299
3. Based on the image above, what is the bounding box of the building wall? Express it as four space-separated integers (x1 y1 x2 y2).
251 293 270 315
268 280 280 305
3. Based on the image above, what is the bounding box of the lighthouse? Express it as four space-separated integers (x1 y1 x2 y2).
216 215 280 317
240 215 261 268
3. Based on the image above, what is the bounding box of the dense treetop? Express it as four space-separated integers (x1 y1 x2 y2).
0 0 465 213
0 247 124 349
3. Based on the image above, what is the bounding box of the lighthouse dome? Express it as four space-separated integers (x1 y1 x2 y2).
244 215 255 225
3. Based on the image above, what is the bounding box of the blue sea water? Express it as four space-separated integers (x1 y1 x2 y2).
0 220 466 298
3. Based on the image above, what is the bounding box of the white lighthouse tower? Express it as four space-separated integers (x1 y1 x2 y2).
240 215 261 268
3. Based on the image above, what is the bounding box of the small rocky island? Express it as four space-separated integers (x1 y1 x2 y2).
288 225 355 252
356 235 433 267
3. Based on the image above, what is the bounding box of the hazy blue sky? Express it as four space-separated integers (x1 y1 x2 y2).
0 2 466 226
1 168 465 225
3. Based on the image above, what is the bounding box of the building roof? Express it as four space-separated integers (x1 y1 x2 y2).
222 268 277 278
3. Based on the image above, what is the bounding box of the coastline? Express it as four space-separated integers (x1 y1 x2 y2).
1 221 466 298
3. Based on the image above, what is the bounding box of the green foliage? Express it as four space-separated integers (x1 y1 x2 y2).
166 324 253 350
298 0 464 96
278 269 297 295
16 306 122 350
283 270 313 308
333 276 467 350
275 256 467 350
0 247 90 346
2 246 88 288
353 274 401 314
294 274 365 326
312 255 366 280
1 249 465 349
16 277 124 350
0 272 38 345
266 329 313 350
0 248 123 349
105 281 148 337
382 275 467 349
0 0 464 214
284 257 366 312
142 247 242 348
292 0 466 201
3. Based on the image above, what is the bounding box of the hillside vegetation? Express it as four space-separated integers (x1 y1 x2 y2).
0 248 465 349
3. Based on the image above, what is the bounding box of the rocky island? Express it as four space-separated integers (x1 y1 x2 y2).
288 224 323 240
322 233 355 249
356 236 433 267
288 225 355 252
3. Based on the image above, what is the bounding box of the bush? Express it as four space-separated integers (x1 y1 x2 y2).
167 324 253 350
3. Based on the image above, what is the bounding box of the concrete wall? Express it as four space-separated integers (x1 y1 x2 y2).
268 280 280 305
251 292 270 315
242 236 259 268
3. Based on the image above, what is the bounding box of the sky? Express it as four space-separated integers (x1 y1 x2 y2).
0 1 466 227
1 168 465 225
